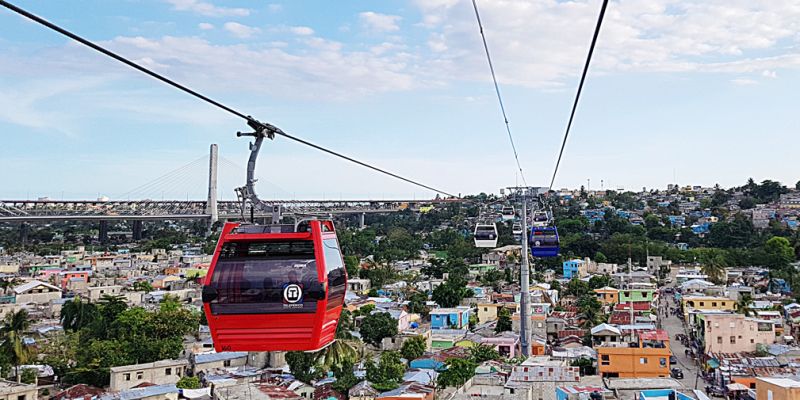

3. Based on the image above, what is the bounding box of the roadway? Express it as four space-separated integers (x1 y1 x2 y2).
660 267 702 390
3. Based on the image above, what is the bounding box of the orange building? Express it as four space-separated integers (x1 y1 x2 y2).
756 377 800 400
594 287 619 305
597 330 671 378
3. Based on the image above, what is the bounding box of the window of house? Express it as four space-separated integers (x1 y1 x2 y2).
176 369 181 376
165 368 172 376
17 396 25 400
124 373 131 381
484 308 488 312
640 357 648 364
751 339 755 344
510 389 515 395
700 302 705 306
730 336 736 344
601 355 610 361
712 302 717 307
750 383 756 389
717 336 723 344
136 372 143 380
660 358 667 367
224 360 232 367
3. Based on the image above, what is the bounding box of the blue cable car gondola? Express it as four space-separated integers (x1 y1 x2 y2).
529 226 560 257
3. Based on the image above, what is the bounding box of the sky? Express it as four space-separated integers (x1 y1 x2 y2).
0 0 798 201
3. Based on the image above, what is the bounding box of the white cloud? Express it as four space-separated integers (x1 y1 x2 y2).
731 78 758 85
413 0 800 88
164 0 250 17
359 11 402 32
198 22 214 30
267 4 282 13
289 26 315 36
223 22 260 38
762 69 777 78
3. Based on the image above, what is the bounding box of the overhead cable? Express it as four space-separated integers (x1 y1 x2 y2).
0 0 457 198
548 0 608 191
471 0 527 186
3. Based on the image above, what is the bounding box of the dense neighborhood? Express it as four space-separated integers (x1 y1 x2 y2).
0 181 799 400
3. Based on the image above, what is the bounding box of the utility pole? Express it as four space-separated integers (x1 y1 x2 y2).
520 198 531 357
507 186 532 357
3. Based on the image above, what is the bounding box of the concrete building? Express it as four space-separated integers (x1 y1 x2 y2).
682 296 736 319
594 287 619 306
13 280 62 305
193 351 248 373
347 278 371 295
756 377 800 400
109 359 188 391
0 380 37 400
562 259 588 279
597 330 671 378
430 307 471 330
86 285 123 302
696 313 776 353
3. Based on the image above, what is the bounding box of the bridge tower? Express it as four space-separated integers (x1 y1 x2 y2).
206 144 219 224
132 220 143 241
99 221 109 244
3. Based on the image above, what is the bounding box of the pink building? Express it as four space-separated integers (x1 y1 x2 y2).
481 333 520 358
699 313 776 353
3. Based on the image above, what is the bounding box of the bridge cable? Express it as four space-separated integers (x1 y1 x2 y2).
471 0 527 187
548 0 608 191
0 0 457 198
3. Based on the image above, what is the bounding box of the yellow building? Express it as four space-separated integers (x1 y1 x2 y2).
477 303 513 323
756 377 800 400
682 296 736 319
598 330 671 378
594 287 619 306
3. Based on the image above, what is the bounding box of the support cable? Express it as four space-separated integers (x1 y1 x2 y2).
471 0 527 186
548 0 609 190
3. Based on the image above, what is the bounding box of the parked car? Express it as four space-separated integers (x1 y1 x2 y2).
705 386 726 398
670 355 677 365
671 368 684 379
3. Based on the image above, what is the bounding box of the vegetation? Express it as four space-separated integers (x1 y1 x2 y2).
468 343 500 363
437 358 477 389
286 351 323 383
176 376 201 389
495 307 512 333
366 351 405 391
359 312 398 347
400 336 427 362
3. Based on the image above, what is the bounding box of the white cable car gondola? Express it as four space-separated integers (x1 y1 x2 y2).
500 206 515 221
531 211 549 227
474 222 499 248
512 222 523 236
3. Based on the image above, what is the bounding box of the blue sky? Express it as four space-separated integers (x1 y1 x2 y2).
1 0 798 200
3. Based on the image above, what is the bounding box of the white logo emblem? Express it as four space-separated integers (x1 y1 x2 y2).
283 284 303 304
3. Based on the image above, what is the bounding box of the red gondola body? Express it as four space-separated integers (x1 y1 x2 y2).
202 220 347 352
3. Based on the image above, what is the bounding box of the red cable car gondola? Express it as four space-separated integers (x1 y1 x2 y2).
202 220 347 352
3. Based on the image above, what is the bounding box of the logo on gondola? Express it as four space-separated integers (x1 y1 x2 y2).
283 284 303 304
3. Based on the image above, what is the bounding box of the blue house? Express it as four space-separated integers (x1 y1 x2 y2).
616 210 631 219
691 223 710 234
430 307 471 330
562 259 586 279
667 215 685 226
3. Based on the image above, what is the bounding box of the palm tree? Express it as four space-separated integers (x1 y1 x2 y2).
315 339 359 370
579 308 603 329
61 297 98 331
736 293 754 316
1 310 32 381
701 254 727 284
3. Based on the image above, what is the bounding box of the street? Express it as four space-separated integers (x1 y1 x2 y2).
659 269 702 390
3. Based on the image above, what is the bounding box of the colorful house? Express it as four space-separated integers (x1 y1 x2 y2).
594 287 619 305
618 288 655 304
597 329 671 378
563 259 587 279
682 295 736 319
430 307 471 330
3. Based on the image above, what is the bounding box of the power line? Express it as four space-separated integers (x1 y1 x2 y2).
549 0 609 191
471 0 527 186
0 0 457 198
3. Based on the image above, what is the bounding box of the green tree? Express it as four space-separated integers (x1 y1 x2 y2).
60 297 98 332
588 275 613 289
495 307 512 333
366 351 405 391
176 376 201 389
437 358 477 389
336 309 353 339
400 335 426 362
594 252 608 263
316 340 358 370
359 312 398 347
432 279 473 308
468 343 500 363
407 292 430 318
19 368 37 384
736 293 754 317
286 351 322 383
332 359 361 395
764 237 795 269
701 254 727 284
132 280 154 292
564 278 590 297
344 255 361 278
0 310 32 380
